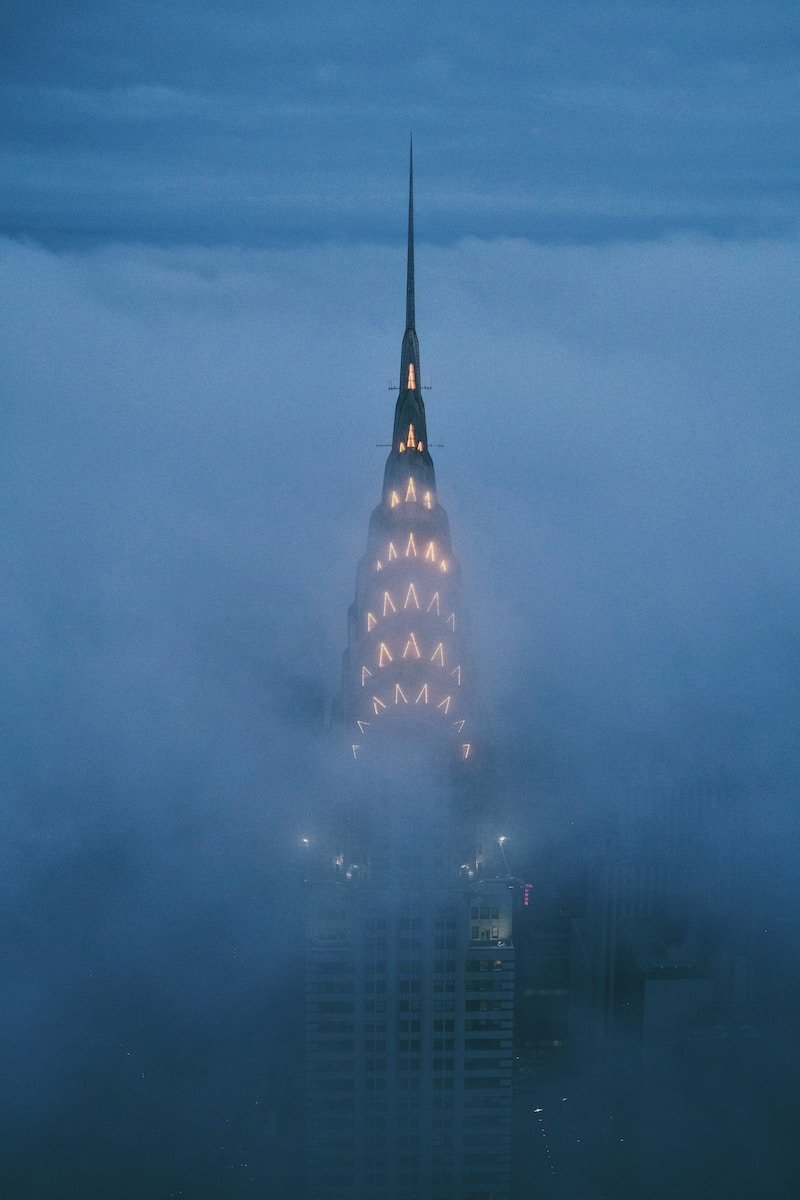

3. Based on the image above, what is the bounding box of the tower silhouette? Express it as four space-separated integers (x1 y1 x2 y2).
304 146 514 1200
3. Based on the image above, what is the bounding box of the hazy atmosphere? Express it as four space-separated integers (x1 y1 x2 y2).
2 3 799 1197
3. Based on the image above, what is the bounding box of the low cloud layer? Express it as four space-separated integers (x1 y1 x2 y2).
2 232 798 1196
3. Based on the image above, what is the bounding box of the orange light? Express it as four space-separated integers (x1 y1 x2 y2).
423 491 433 510
405 477 417 502
425 541 436 562
407 423 416 448
378 642 393 666
390 490 400 508
399 442 406 453
404 582 420 610
407 363 416 390
388 542 398 561
405 532 417 557
403 632 421 659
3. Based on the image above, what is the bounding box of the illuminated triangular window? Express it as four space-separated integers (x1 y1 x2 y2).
395 683 408 705
461 743 471 760
375 560 383 572
399 441 406 453
403 632 421 660
390 491 400 508
418 441 424 452
367 612 377 631
382 591 396 616
357 720 370 734
405 477 417 503
378 642 393 666
407 364 416 390
425 541 436 562
431 642 445 666
423 491 433 510
437 696 451 715
405 533 417 558
415 684 429 705
427 592 440 615
372 696 386 715
352 744 360 759
388 542 398 561
440 560 449 572
446 612 455 631
451 665 462 685
361 666 372 686
407 422 416 448
452 719 465 733
404 583 420 610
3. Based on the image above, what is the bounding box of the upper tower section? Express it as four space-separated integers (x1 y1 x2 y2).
383 140 435 500
341 147 475 766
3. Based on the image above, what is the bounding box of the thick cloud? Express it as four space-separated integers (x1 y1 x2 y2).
2 232 798 1195
2 2 798 245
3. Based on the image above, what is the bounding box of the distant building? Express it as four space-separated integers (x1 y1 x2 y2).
303 147 515 1200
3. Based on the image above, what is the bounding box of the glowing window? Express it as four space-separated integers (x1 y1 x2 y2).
399 442 406 453
418 441 424 452
395 683 408 705
437 696 451 715
451 665 462 686
407 422 416 448
440 560 448 572
390 491 400 508
372 696 386 715
378 642 393 666
427 592 440 615
367 612 377 631
461 743 471 760
361 666 372 686
405 477 417 503
446 612 455 631
452 719 465 733
404 583 420 610
382 591 396 616
425 541 436 562
405 533 417 558
388 542 398 561
375 560 383 572
357 720 370 733
423 491 433 510
352 744 360 759
431 642 445 666
407 363 416 390
403 632 421 660
415 684 429 705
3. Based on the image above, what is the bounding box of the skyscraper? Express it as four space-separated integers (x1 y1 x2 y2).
303 148 514 1200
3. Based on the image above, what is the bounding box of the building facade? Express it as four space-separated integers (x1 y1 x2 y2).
304 149 514 1200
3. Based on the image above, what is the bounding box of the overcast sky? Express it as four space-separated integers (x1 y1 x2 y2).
2 3 799 1197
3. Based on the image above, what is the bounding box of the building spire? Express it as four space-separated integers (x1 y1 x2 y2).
406 136 415 332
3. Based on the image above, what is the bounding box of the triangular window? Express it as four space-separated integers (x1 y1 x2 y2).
403 633 421 660
437 696 451 715
378 642 393 666
431 642 445 666
382 591 396 616
415 684 429 705
395 683 408 705
405 478 417 503
427 592 440 615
